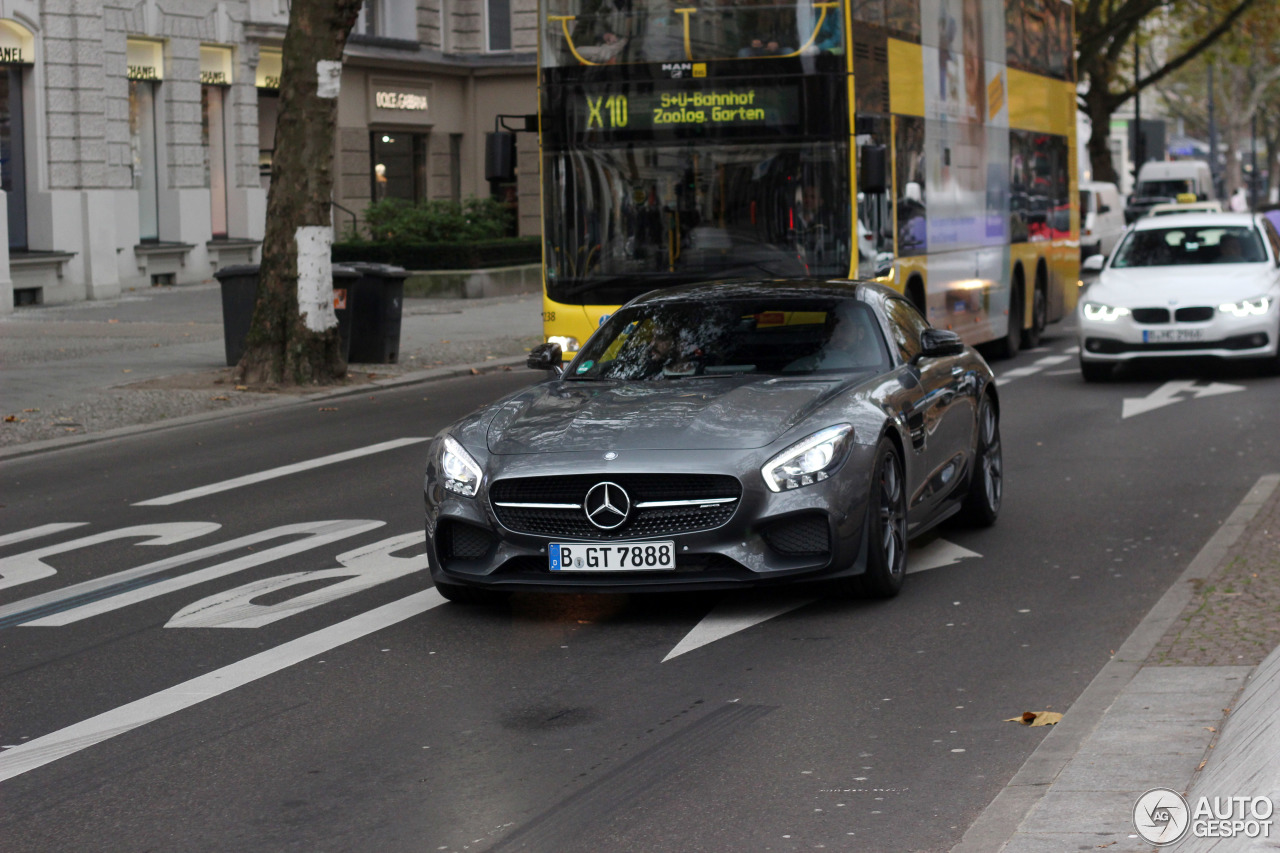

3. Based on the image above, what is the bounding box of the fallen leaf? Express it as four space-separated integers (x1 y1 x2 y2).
1005 711 1063 727
235 385 248 391
1198 760 1208 771
318 407 338 412
1204 726 1216 733
470 368 480 375
3 415 16 422
108 318 119 324
442 339 451 343
23 408 38 413
503 366 513 371
211 395 229 401
122 369 132 373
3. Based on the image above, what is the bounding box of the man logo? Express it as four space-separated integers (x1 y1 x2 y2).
584 482 630 530
1134 788 1191 846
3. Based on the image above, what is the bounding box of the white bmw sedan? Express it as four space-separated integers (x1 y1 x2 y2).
1078 212 1280 381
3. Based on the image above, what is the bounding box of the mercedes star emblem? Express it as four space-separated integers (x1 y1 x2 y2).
584 481 630 530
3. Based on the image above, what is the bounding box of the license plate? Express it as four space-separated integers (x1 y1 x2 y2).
549 541 676 572
1143 328 1204 343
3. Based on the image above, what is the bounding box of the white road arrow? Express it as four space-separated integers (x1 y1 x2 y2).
1122 380 1245 419
662 539 981 661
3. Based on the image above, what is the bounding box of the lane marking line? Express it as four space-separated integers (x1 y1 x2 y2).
132 438 429 506
0 524 89 549
663 539 981 661
1033 355 1070 366
0 589 445 783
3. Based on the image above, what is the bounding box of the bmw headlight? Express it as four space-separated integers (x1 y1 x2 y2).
1083 302 1132 322
1218 296 1271 317
762 424 854 493
440 435 483 497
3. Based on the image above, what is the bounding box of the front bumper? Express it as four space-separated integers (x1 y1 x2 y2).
423 446 876 593
1079 310 1278 363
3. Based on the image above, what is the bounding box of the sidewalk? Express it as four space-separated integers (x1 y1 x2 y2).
0 281 542 452
957 474 1280 852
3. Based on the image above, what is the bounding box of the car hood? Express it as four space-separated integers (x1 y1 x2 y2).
1093 265 1277 307
485 375 854 455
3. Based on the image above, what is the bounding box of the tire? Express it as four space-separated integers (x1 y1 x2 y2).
1080 357 1111 383
959 395 1002 527
1021 282 1047 349
845 439 908 599
435 580 507 605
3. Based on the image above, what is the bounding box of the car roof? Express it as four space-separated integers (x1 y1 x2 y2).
1132 212 1259 230
628 279 896 307
1147 201 1222 215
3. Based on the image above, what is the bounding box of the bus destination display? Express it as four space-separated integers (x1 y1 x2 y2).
577 84 800 133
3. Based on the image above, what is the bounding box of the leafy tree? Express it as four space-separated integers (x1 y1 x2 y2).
236 0 363 387
1076 0 1258 186
1156 0 1280 198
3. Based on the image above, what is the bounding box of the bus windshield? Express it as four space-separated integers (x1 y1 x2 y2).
544 140 851 305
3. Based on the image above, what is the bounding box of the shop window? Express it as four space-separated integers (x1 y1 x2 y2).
202 85 230 237
449 134 462 202
487 0 512 51
258 92 278 190
0 66 27 251
371 132 428 202
129 80 161 242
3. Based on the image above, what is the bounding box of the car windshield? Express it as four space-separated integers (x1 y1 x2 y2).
565 296 892 380
1111 225 1268 268
1135 179 1194 199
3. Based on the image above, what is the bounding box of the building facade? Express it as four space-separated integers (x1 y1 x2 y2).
0 0 538 313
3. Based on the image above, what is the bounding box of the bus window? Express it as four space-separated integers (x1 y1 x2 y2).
895 116 927 256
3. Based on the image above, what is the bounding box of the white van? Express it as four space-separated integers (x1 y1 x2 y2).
1079 181 1125 260
1124 160 1215 222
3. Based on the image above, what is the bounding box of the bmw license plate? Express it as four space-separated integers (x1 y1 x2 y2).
1143 328 1203 343
549 541 676 572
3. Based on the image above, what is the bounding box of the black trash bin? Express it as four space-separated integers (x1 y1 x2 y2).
214 263 260 367
346 263 410 363
331 264 359 362
217 263 360 367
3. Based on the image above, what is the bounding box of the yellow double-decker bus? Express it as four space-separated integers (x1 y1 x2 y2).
537 0 1078 358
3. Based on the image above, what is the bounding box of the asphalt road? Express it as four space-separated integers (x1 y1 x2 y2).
2 326 1279 852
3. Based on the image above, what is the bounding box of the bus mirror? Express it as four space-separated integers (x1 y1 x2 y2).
485 131 517 182
860 146 888 194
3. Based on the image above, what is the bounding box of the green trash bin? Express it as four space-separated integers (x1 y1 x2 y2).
346 263 410 364
214 264 260 367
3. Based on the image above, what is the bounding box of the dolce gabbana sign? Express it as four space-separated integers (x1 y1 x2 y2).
375 90 427 111
367 78 432 125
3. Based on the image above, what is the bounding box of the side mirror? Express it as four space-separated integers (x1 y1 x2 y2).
485 131 517 183
527 342 563 374
918 328 964 359
1082 254 1106 272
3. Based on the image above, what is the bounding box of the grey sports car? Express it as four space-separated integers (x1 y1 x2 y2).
423 280 1001 603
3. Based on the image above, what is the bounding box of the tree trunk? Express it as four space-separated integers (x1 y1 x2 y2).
1083 82 1121 186
236 0 363 386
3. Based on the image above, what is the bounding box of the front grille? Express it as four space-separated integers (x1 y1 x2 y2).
1175 306 1214 322
1131 308 1170 324
438 519 497 561
761 514 831 555
490 474 742 540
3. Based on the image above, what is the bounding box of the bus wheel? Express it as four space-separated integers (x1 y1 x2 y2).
1021 281 1047 349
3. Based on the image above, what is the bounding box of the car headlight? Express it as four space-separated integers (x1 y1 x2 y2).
762 424 854 493
1083 302 1132 322
547 335 580 354
440 435 483 497
1218 296 1271 317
